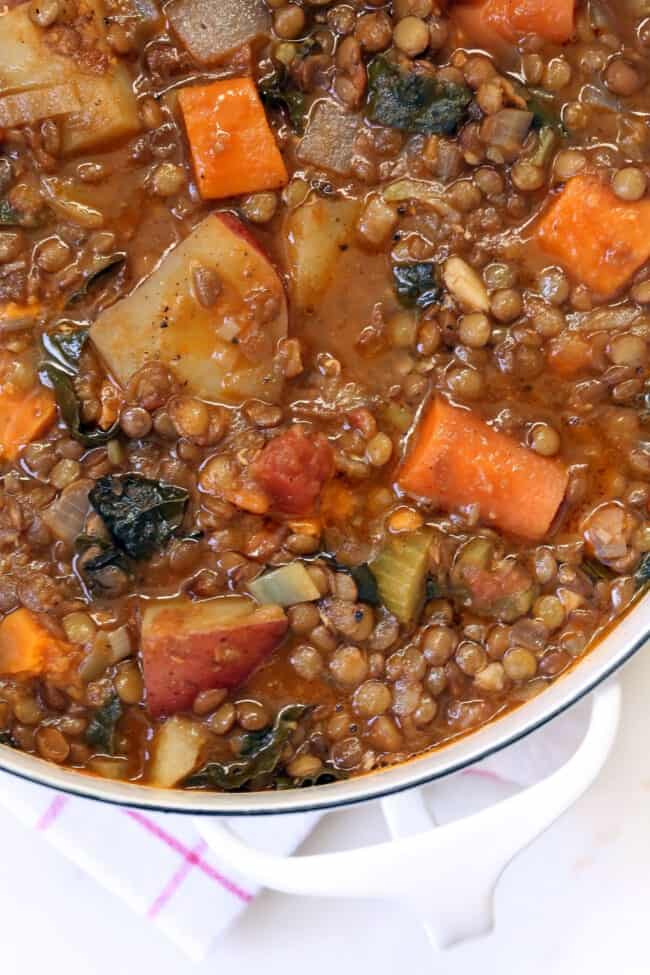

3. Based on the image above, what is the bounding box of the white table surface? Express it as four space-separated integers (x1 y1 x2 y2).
2 646 649 975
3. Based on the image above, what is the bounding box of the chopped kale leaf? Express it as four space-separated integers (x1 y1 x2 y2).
367 56 472 136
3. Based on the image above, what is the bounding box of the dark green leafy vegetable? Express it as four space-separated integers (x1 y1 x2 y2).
186 704 310 791
528 126 557 168
89 473 189 560
276 767 348 789
85 694 123 755
636 552 650 589
322 556 381 607
425 575 443 601
581 558 614 585
393 262 440 309
349 563 381 606
367 56 472 135
43 325 89 368
0 199 19 225
40 325 120 446
259 69 307 133
66 252 127 307
526 89 567 135
76 534 132 593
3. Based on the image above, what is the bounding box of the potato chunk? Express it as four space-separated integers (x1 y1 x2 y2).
0 0 140 154
90 213 289 404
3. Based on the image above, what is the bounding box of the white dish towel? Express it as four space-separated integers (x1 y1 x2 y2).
0 696 590 962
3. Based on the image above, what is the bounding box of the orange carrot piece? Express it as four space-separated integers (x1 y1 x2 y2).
453 0 574 47
178 77 288 200
0 608 75 682
399 397 568 541
506 0 575 44
0 384 57 461
536 173 650 297
452 0 514 53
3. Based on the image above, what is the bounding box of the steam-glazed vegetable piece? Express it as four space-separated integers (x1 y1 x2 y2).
536 173 650 297
166 0 271 65
248 563 321 607
371 529 433 623
178 78 288 200
285 196 360 309
90 213 288 404
0 0 140 153
142 596 288 716
399 398 568 541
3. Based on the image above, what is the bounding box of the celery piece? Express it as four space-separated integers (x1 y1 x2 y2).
371 528 433 624
249 562 320 607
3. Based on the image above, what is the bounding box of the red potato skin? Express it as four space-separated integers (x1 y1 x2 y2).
142 603 288 717
217 211 288 293
252 427 335 515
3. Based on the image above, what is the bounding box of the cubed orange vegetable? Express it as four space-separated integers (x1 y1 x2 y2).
0 384 57 461
536 174 650 298
178 77 288 200
399 397 568 541
453 0 574 47
0 608 76 683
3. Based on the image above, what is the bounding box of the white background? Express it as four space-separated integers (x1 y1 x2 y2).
1 648 649 975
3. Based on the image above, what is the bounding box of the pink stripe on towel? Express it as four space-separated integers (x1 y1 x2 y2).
36 794 69 831
126 809 253 903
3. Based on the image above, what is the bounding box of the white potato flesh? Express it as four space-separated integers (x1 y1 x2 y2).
167 0 271 64
285 196 360 310
149 717 209 788
0 0 140 154
90 213 289 404
0 83 81 128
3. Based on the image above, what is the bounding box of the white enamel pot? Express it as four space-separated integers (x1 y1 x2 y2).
0 594 642 946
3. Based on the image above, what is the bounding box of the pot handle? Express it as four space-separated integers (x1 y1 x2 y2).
198 682 620 949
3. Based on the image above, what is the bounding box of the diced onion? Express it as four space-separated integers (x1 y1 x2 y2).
297 99 361 177
248 562 320 607
40 177 104 229
383 178 459 219
167 0 270 65
42 478 93 544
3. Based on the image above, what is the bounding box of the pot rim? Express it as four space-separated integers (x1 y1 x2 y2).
2 592 647 816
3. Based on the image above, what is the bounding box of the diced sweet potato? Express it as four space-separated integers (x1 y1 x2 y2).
0 385 57 462
142 596 288 716
0 609 77 684
536 174 650 297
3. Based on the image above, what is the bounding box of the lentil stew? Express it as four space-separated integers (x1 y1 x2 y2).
0 0 648 792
